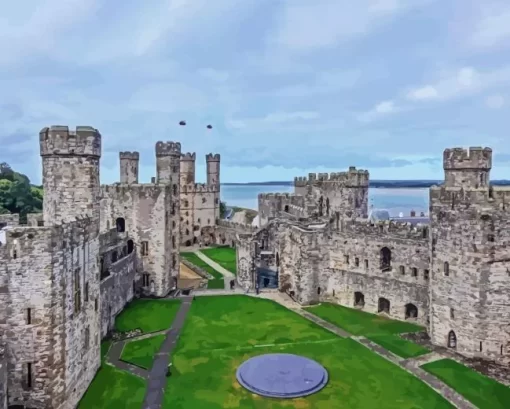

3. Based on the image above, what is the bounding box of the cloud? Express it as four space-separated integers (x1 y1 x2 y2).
486 95 505 109
1 0 510 184
468 3 510 51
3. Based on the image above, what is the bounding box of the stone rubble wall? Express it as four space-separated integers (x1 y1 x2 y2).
0 214 20 227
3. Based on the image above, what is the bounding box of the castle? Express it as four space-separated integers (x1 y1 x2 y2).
0 128 508 408
0 125 221 409
236 146 510 367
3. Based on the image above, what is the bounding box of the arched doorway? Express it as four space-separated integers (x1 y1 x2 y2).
354 292 365 307
127 240 134 254
405 303 418 319
116 217 126 232
378 297 390 314
448 330 457 349
380 247 391 271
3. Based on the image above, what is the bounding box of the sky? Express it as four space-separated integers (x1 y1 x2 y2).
1 0 510 184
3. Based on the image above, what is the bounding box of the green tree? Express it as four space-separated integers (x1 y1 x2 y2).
220 201 227 218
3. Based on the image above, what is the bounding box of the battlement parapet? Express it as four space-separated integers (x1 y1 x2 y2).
155 141 181 157
99 227 131 249
217 219 257 233
430 184 510 205
101 183 170 199
0 215 97 256
119 151 139 160
206 153 220 161
341 218 429 240
181 152 196 161
181 183 218 194
443 147 492 170
258 193 303 200
300 169 370 186
40 125 101 157
0 214 20 227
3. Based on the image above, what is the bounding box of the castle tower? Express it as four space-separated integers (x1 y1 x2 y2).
119 151 139 184
180 153 196 185
40 125 101 227
155 141 181 286
443 147 492 188
206 153 221 220
429 146 509 364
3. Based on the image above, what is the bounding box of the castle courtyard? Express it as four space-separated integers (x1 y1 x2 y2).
74 294 510 409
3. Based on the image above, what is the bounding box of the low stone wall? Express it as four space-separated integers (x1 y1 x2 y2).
181 259 214 280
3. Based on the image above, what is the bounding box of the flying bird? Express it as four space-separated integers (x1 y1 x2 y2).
206 124 213 129
179 120 186 126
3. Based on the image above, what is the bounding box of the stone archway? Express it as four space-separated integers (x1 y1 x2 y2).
405 303 418 319
354 292 365 307
378 297 390 314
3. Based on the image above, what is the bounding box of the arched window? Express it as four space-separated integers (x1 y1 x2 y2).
184 200 189 207
127 240 134 254
448 330 457 349
111 251 118 263
116 217 126 233
405 303 418 319
185 228 189 235
380 247 391 271
444 262 449 276
378 297 390 314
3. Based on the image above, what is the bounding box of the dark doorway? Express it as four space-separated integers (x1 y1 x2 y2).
354 292 365 307
380 247 391 271
116 217 126 233
405 303 418 319
448 330 457 349
378 297 390 314
284 205 289 212
127 240 134 254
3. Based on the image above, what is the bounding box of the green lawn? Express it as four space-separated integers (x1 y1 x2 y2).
200 247 237 275
78 341 146 409
422 359 510 409
115 299 181 333
305 303 429 358
181 252 226 289
162 295 453 409
121 334 166 369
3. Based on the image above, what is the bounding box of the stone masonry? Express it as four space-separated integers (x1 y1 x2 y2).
235 146 510 368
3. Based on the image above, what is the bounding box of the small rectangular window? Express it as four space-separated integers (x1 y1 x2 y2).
26 308 32 325
344 255 349 265
85 282 89 302
94 299 98 312
424 269 430 280
364 260 369 269
354 257 359 267
26 363 32 388
400 266 405 275
412 268 418 277
141 241 149 256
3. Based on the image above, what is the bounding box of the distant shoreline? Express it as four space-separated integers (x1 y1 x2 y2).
222 180 510 188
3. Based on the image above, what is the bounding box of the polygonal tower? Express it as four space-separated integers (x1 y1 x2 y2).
155 141 181 285
206 153 221 220
429 146 509 365
180 152 196 186
39 125 101 227
119 151 139 184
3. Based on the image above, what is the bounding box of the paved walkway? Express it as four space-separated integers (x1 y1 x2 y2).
193 250 235 278
141 296 193 409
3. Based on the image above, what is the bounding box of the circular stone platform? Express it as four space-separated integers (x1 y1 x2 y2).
236 353 328 398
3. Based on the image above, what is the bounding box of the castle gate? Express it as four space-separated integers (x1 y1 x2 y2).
256 267 279 289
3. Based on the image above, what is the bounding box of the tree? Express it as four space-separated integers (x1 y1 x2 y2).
220 201 227 219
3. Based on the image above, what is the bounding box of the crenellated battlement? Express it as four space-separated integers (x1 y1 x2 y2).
443 147 492 170
258 193 303 200
119 151 139 160
430 184 510 206
155 141 181 157
217 219 257 233
181 152 196 161
40 125 101 157
294 168 369 187
181 183 218 194
341 218 429 240
294 177 307 187
101 183 171 198
206 153 220 161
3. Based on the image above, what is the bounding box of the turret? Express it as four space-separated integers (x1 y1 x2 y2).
206 153 220 186
39 125 101 227
443 147 492 188
119 151 139 184
155 141 181 184
180 152 196 185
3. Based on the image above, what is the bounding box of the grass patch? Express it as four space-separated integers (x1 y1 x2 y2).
78 341 146 409
305 303 429 358
207 278 225 289
422 358 510 409
115 299 181 333
200 247 237 275
181 252 224 280
121 334 166 369
162 295 453 409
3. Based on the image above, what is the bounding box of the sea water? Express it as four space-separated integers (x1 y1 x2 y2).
221 185 429 217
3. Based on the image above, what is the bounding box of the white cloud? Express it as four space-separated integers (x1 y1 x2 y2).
263 111 319 123
407 85 439 101
486 95 505 109
469 4 510 51
357 100 399 122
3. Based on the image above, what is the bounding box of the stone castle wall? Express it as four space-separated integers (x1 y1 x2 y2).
101 184 173 297
0 214 20 228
